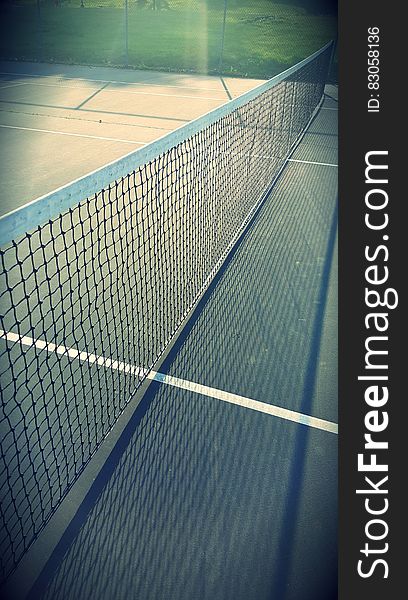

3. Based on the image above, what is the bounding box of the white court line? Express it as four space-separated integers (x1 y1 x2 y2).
150 372 338 434
4 80 227 102
0 329 338 434
0 82 26 90
0 330 148 378
0 71 228 93
0 106 174 132
321 106 338 111
288 158 338 167
0 123 146 145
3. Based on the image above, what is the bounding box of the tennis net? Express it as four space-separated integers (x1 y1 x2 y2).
0 42 332 582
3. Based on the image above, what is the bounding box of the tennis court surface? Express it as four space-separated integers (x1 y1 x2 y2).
0 45 338 600
0 61 263 216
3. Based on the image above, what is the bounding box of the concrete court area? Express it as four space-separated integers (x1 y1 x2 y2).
0 61 263 216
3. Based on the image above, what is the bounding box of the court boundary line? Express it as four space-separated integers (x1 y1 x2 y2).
220 77 233 101
0 82 26 90
288 158 338 167
75 81 110 109
0 106 174 131
0 123 146 145
0 98 190 123
0 329 337 434
4 80 229 102
0 71 237 93
151 372 338 433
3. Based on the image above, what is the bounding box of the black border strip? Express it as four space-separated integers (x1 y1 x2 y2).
339 1 405 597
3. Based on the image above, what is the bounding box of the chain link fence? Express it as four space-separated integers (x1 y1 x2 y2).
0 1 337 81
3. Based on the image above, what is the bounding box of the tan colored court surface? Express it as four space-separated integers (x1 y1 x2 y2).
0 61 264 216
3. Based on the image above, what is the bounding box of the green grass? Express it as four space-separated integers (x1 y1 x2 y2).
0 2 337 78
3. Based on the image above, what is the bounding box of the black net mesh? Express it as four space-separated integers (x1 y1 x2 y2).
0 44 331 582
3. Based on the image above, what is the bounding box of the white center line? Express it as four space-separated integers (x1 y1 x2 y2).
0 123 146 145
288 158 338 168
0 330 338 434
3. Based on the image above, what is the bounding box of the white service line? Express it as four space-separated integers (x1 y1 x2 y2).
0 82 27 90
0 330 148 378
8 80 227 102
0 123 146 145
0 106 175 132
0 71 228 93
288 158 338 168
0 329 338 434
149 372 338 434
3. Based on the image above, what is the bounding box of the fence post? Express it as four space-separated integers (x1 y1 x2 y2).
218 0 228 75
124 0 129 67
36 0 42 62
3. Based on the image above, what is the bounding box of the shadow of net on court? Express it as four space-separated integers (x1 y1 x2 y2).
0 44 333 587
